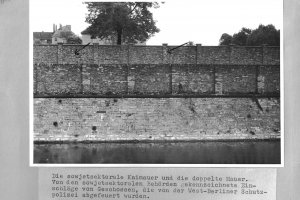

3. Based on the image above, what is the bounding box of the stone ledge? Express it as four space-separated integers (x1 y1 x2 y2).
34 134 280 144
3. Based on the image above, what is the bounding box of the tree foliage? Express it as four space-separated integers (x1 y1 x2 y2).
219 24 280 46
84 2 160 45
60 32 82 44
219 33 232 45
66 36 82 44
232 27 251 46
247 24 280 46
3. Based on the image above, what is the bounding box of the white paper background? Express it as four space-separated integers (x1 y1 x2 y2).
39 168 276 200
0 0 299 199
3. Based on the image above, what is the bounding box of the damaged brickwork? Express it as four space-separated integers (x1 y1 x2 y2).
33 44 280 142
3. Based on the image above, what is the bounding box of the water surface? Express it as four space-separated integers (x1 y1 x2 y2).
34 141 280 164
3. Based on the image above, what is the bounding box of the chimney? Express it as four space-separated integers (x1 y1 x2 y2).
53 24 57 32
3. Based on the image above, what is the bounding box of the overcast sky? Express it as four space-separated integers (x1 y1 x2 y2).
31 0 282 45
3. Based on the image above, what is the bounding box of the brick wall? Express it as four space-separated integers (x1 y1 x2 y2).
35 64 82 94
215 65 257 94
171 64 214 94
87 64 128 95
258 66 280 94
128 64 170 94
33 44 280 96
34 98 280 139
33 44 280 65
34 63 280 96
33 44 281 140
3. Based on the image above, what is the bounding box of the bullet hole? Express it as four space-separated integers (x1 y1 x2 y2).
96 111 106 113
92 126 97 131
53 121 58 127
58 100 62 104
247 114 251 119
250 131 255 135
74 134 79 137
105 100 110 107
217 132 220 135
149 136 152 138
114 99 118 103
189 105 196 114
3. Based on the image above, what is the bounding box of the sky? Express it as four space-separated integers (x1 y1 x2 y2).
30 0 282 45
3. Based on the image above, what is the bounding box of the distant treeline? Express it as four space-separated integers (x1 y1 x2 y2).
219 24 280 46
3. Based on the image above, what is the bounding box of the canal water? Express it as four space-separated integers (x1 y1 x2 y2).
34 141 280 164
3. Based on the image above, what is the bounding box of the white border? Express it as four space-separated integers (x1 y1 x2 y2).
29 0 284 167
29 0 34 166
280 0 284 167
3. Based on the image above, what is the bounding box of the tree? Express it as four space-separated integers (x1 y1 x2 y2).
60 32 82 44
219 24 280 46
246 24 280 46
232 27 251 45
219 33 232 45
67 36 82 44
84 2 160 45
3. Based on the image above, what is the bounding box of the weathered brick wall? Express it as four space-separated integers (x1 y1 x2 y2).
171 64 214 94
59 45 94 64
263 47 280 65
34 98 280 139
258 66 280 94
198 46 231 64
166 46 197 64
33 44 280 96
34 64 280 96
96 45 128 64
33 44 280 65
33 44 281 140
129 46 163 64
33 45 57 63
215 65 257 94
35 64 82 95
128 64 170 94
87 64 128 95
230 46 263 64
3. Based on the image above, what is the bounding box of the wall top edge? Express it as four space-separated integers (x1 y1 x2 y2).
33 44 280 48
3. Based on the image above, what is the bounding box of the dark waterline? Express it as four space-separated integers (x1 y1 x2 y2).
34 141 280 164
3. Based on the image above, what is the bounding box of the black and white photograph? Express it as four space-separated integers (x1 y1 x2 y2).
31 0 282 165
5 0 300 199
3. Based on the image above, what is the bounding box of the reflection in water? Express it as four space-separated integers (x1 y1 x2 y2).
34 141 280 164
